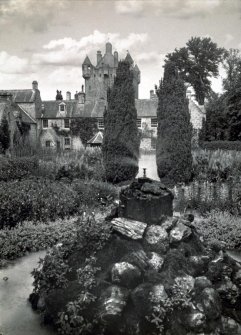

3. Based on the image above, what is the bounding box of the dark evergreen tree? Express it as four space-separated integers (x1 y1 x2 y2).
225 72 241 140
156 62 193 184
204 92 228 141
102 60 140 183
0 115 10 154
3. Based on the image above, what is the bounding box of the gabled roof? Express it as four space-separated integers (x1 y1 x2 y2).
0 89 36 103
87 131 103 144
83 56 92 66
135 99 158 117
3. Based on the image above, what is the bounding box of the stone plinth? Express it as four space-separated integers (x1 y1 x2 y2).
119 177 174 225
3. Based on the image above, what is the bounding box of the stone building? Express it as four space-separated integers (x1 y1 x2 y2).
0 43 205 152
0 82 41 151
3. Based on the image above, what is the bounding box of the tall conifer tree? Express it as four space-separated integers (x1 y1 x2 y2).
102 60 140 183
156 62 192 184
0 115 10 154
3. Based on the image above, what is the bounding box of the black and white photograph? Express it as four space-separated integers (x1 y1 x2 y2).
0 0 241 334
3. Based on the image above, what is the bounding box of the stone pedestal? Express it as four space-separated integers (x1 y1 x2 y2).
119 177 174 225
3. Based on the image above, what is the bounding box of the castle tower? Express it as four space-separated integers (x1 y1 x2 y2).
82 42 140 103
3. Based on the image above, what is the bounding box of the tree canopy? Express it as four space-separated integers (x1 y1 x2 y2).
165 37 225 105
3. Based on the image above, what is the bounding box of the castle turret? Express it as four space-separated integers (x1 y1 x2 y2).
125 52 134 65
114 51 118 67
106 42 112 54
82 56 92 79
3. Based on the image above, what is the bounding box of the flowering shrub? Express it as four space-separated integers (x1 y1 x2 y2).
0 178 80 227
194 210 241 250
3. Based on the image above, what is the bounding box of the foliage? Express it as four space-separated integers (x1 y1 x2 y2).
0 114 10 153
70 118 98 146
72 179 119 207
192 149 241 182
222 48 241 92
80 147 105 181
0 155 39 181
194 210 241 249
32 247 71 295
0 218 79 262
156 62 193 184
203 92 228 141
200 141 241 151
31 213 111 335
165 37 225 104
102 60 140 183
0 178 80 227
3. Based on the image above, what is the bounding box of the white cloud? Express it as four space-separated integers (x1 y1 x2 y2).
115 1 144 15
136 52 165 64
115 0 240 18
32 30 148 67
0 0 68 32
0 51 34 74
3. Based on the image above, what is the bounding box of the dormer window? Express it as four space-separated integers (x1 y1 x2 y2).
59 103 65 112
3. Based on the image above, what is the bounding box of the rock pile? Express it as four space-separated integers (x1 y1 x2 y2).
32 178 241 335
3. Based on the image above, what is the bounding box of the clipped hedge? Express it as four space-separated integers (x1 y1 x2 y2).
200 141 241 151
0 178 79 227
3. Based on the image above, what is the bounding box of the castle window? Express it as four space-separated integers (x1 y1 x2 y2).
98 118 104 129
151 137 156 150
99 74 101 77
45 140 51 148
64 119 70 128
137 118 142 128
151 118 157 127
64 137 71 146
43 119 48 128
89 85 91 90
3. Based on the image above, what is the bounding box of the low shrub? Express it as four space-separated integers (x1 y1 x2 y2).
194 210 241 250
0 178 80 227
0 156 39 181
0 218 79 261
72 180 119 207
200 141 241 151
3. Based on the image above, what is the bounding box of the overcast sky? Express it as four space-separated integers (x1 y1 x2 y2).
0 0 240 100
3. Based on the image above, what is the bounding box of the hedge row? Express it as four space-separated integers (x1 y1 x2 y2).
0 178 118 228
200 141 241 151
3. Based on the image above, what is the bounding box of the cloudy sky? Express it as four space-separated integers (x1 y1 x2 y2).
0 0 241 100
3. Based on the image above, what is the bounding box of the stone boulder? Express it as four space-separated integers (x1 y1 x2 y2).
111 262 142 288
144 225 168 253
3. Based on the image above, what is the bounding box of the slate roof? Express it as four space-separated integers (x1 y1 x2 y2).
135 99 158 117
82 56 92 66
0 89 36 103
87 131 103 145
125 52 134 65
41 100 79 118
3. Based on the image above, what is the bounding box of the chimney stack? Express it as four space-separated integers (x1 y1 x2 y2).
150 90 157 100
32 80 38 90
66 91 71 101
97 50 102 64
